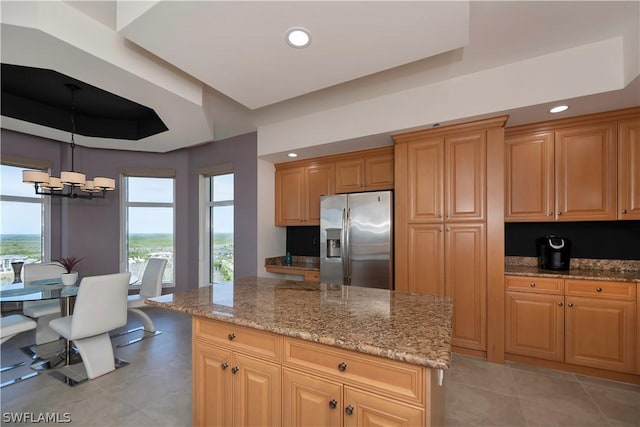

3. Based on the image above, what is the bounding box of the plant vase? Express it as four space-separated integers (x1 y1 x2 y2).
61 272 78 286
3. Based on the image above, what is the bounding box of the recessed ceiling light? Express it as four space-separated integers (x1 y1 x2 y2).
549 105 569 113
286 28 311 48
287 152 298 158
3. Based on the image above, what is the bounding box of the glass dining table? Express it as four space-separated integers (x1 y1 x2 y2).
0 277 80 367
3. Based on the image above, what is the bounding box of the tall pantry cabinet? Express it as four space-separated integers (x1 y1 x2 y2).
393 116 507 360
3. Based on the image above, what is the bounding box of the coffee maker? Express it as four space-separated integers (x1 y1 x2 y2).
536 235 571 270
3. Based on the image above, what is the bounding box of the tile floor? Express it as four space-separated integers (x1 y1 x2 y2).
1 307 639 426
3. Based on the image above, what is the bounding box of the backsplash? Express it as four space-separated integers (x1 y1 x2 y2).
505 221 640 260
286 226 320 257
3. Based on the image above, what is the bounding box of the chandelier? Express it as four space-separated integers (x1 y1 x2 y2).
22 84 115 199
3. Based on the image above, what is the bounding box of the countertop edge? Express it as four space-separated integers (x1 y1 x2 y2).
145 297 451 370
504 267 640 283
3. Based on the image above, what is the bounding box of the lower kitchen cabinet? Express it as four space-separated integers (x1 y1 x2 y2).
565 296 636 374
193 341 233 426
283 368 342 426
193 341 281 427
343 387 424 427
505 291 564 361
192 318 282 427
193 317 445 427
505 276 638 375
283 367 425 427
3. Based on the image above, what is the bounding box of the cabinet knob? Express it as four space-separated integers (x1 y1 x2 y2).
568 303 574 307
547 212 553 216
596 287 602 292
622 209 628 214
345 405 354 416
329 399 338 409
557 302 563 307
338 362 347 372
228 333 236 341
530 282 536 287
221 362 229 370
231 366 239 374
557 212 563 216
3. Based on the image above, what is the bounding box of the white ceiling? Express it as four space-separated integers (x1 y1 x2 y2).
1 1 639 162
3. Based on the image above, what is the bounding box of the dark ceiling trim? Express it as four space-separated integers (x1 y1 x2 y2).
1 63 168 140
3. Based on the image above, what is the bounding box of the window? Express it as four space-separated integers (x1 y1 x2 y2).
205 173 234 283
0 164 50 279
121 176 175 285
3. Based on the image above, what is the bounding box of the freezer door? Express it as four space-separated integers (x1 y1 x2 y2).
320 194 347 285
347 191 393 289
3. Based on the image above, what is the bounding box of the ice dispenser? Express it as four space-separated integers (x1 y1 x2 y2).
326 228 341 258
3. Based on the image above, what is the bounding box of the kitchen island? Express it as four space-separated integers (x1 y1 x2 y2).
147 276 453 426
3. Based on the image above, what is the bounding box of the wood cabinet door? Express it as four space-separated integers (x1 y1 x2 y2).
407 138 444 222
283 368 342 427
445 131 486 222
232 353 281 427
343 387 423 427
505 292 564 361
192 341 233 427
400 224 444 295
565 296 636 374
446 224 487 350
555 123 617 220
276 167 306 225
306 163 335 224
505 131 554 221
336 159 365 193
618 118 640 220
365 153 394 190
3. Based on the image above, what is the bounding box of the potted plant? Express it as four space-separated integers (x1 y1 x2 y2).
56 256 84 286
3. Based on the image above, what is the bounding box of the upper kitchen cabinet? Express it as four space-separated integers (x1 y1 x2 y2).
275 162 335 226
400 130 486 224
619 118 640 220
555 123 617 221
335 147 394 193
505 107 640 222
505 131 554 221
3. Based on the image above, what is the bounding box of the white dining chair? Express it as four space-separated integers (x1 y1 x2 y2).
22 262 67 345
49 272 130 381
1 314 39 387
114 258 167 347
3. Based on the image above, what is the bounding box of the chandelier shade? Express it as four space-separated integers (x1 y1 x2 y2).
22 84 116 200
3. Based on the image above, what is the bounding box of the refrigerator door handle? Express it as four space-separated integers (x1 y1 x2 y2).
345 208 352 285
341 208 348 284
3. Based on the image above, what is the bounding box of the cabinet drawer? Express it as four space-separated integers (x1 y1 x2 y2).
505 276 564 294
193 317 282 362
565 280 636 300
284 337 424 406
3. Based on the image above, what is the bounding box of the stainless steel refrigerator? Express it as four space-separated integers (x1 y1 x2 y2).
320 191 393 289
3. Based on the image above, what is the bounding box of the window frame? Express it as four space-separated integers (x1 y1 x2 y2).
0 161 52 264
119 170 176 287
198 164 234 286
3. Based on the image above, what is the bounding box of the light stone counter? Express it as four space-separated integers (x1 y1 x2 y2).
147 276 453 369
505 257 640 283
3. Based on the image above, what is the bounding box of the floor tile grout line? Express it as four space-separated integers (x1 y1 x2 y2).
577 378 616 427
506 362 531 427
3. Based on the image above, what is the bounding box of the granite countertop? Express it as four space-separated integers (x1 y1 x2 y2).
505 257 640 283
147 276 453 369
265 256 319 272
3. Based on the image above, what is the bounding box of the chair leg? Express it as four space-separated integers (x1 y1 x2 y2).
72 333 116 379
128 308 156 332
0 360 26 373
34 313 61 345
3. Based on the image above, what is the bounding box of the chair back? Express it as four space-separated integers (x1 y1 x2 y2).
70 273 130 339
139 258 167 299
23 263 66 285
